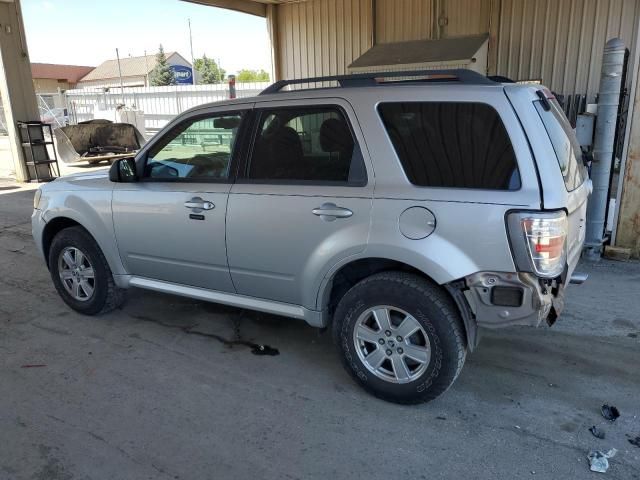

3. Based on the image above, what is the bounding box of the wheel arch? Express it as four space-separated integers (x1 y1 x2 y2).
319 256 479 351
41 213 127 278
42 217 82 267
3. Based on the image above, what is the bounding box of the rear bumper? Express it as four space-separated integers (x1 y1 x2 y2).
461 271 566 329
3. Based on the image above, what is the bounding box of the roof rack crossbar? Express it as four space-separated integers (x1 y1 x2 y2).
259 69 495 95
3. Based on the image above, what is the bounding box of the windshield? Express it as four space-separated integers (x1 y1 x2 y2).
534 98 588 191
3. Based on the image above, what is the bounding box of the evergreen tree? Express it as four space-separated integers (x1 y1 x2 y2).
149 44 176 86
194 55 226 84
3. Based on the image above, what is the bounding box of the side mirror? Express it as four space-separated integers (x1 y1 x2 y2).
109 157 138 182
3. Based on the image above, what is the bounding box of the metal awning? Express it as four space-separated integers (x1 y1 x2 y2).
349 34 490 70
181 0 306 17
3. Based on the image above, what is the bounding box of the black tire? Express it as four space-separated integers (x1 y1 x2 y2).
48 226 125 315
332 271 467 404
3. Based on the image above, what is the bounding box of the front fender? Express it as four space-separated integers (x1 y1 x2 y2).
40 189 127 276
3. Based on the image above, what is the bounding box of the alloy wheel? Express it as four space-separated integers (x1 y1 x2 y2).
57 246 95 302
352 305 431 384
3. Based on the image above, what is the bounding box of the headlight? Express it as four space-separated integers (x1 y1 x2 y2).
33 189 42 210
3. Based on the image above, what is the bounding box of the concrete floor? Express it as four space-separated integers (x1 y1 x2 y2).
1 177 639 480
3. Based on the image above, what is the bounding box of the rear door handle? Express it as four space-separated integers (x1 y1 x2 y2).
312 203 353 221
184 197 215 211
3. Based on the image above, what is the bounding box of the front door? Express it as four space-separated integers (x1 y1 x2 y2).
226 100 374 309
112 107 249 291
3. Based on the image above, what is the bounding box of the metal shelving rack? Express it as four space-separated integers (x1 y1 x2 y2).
18 121 60 183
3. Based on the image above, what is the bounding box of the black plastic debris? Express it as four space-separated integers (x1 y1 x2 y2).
589 425 605 439
251 344 279 356
628 435 640 448
601 404 620 422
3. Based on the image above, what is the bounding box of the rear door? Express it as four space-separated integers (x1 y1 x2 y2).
226 98 373 310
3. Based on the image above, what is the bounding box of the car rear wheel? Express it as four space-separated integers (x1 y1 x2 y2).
332 271 467 404
49 226 125 315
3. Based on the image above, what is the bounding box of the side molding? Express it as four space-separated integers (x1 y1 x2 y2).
127 276 325 327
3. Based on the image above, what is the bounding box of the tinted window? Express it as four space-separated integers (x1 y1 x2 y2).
247 107 366 184
145 113 242 180
378 102 521 190
534 99 588 191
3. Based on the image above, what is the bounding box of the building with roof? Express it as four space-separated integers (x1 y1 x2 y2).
77 52 193 89
30 63 94 94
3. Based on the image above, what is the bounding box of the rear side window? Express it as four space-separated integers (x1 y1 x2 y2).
247 107 366 185
378 102 521 190
534 99 588 191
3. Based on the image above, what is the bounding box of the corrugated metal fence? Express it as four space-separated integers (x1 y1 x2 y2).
65 83 270 135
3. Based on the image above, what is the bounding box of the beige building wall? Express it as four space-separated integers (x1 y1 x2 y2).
270 0 640 101
32 78 70 94
273 0 373 79
495 0 640 101
77 76 147 89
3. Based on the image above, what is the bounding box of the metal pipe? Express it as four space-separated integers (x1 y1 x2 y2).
612 13 640 246
188 18 196 86
584 38 626 260
115 48 125 105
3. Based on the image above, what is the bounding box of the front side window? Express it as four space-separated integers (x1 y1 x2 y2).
247 107 366 184
145 113 243 180
378 102 521 190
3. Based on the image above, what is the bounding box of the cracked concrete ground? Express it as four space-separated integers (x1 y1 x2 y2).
0 177 639 480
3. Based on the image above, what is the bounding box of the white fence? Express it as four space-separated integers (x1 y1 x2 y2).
64 82 270 136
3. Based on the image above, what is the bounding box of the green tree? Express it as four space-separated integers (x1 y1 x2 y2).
194 55 226 84
149 44 176 86
236 69 270 82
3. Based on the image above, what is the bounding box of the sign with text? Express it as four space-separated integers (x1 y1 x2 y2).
171 65 194 85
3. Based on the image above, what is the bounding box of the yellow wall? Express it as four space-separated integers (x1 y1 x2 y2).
32 78 70 94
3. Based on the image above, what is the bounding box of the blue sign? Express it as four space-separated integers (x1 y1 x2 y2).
171 65 194 85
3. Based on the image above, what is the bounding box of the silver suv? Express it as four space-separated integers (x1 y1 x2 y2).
32 70 590 404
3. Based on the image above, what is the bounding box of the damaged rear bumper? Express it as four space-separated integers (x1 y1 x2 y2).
461 271 565 329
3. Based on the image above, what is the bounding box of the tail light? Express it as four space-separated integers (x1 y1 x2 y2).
507 211 568 278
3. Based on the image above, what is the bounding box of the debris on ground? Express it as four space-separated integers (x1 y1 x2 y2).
589 425 605 439
587 449 617 473
251 344 279 356
601 404 620 422
628 435 640 448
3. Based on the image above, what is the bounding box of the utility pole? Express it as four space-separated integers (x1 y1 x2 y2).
188 18 196 85
144 50 149 87
115 48 125 105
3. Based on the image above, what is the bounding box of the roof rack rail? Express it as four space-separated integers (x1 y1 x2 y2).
259 69 495 95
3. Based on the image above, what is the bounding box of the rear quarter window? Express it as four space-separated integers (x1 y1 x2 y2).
378 102 521 190
534 99 588 191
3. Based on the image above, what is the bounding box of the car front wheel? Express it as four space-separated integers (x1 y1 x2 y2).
332 271 467 404
49 226 125 315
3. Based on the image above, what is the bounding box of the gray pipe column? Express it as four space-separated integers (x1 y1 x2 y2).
584 38 626 260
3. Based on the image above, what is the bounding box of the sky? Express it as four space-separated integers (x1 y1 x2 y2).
22 0 272 75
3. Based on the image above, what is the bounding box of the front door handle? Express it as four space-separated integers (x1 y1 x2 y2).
312 203 353 221
184 197 215 212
